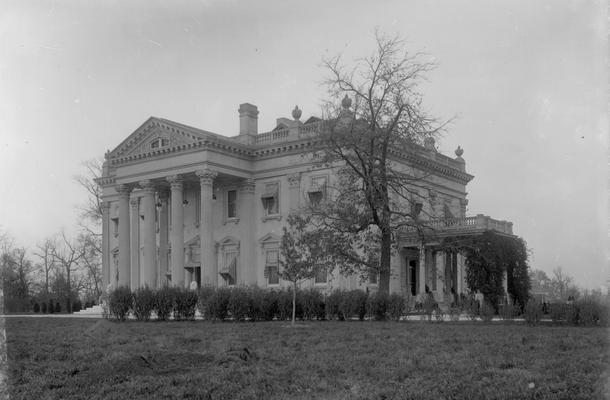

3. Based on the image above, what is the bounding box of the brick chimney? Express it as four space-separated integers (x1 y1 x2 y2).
238 103 259 136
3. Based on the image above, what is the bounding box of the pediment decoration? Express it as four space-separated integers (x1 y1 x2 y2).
217 236 240 251
258 232 281 248
108 117 209 159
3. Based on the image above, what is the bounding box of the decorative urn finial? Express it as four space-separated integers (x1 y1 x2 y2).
292 105 302 121
455 146 464 158
341 95 352 109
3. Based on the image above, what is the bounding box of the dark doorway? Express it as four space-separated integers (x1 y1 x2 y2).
408 259 418 296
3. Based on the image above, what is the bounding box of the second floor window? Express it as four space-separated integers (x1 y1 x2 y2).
261 183 279 216
308 176 327 208
227 190 237 218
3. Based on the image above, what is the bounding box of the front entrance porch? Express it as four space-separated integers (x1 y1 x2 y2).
397 246 467 309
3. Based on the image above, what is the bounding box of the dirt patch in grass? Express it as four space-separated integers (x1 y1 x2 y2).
5 318 610 399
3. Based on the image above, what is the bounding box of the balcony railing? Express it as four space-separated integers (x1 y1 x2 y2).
254 121 323 145
402 214 513 239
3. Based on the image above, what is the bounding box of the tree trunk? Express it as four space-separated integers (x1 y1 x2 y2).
66 267 72 313
291 282 297 326
378 229 392 294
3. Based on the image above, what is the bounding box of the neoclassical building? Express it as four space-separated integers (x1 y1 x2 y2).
98 101 514 305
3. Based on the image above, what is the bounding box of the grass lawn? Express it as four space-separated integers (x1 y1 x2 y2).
5 317 609 400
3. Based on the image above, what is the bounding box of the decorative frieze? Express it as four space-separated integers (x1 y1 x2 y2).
287 173 301 188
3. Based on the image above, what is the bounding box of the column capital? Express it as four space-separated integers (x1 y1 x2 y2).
138 179 156 194
287 173 301 188
239 178 255 194
167 175 184 191
196 168 218 186
115 184 132 197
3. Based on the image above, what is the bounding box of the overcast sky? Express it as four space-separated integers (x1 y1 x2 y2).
0 0 607 289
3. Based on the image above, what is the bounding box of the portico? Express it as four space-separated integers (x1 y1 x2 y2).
107 168 248 289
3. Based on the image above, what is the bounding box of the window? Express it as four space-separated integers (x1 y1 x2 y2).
150 138 169 149
220 252 237 286
261 183 279 216
444 203 454 219
227 190 237 218
265 250 280 285
308 176 327 207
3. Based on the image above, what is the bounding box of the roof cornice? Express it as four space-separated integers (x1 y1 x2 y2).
104 118 473 185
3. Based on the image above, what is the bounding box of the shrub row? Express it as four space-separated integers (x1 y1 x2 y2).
106 286 415 322
106 285 610 326
31 300 62 314
107 285 199 321
526 299 610 326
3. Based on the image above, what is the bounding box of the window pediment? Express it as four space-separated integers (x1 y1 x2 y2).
259 233 281 248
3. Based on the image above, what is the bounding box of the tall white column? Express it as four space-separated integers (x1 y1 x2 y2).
116 185 131 288
239 179 256 284
167 175 185 287
101 201 111 290
158 190 169 287
418 245 426 295
129 197 140 290
139 180 157 288
435 251 445 303
196 169 217 286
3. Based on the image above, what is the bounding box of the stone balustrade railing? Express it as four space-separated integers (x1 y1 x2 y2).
405 214 513 236
255 121 323 145
255 128 290 144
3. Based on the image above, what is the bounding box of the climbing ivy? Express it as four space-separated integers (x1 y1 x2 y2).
441 231 530 310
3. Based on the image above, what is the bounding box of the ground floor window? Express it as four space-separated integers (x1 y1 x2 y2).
265 250 279 285
220 252 237 286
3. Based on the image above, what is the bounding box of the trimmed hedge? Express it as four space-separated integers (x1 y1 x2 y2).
133 286 155 321
106 285 610 326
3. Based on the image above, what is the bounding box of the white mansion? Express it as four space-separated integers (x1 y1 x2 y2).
98 101 514 305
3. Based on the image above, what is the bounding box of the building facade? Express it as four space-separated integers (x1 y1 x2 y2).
98 101 514 306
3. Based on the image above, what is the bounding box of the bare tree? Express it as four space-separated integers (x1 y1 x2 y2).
33 238 56 301
73 158 104 303
311 31 447 293
551 267 574 301
73 158 104 230
1 246 34 313
78 232 103 303
50 231 86 312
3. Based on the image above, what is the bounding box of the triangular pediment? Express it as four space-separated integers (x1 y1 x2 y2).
108 117 214 159
258 233 281 248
